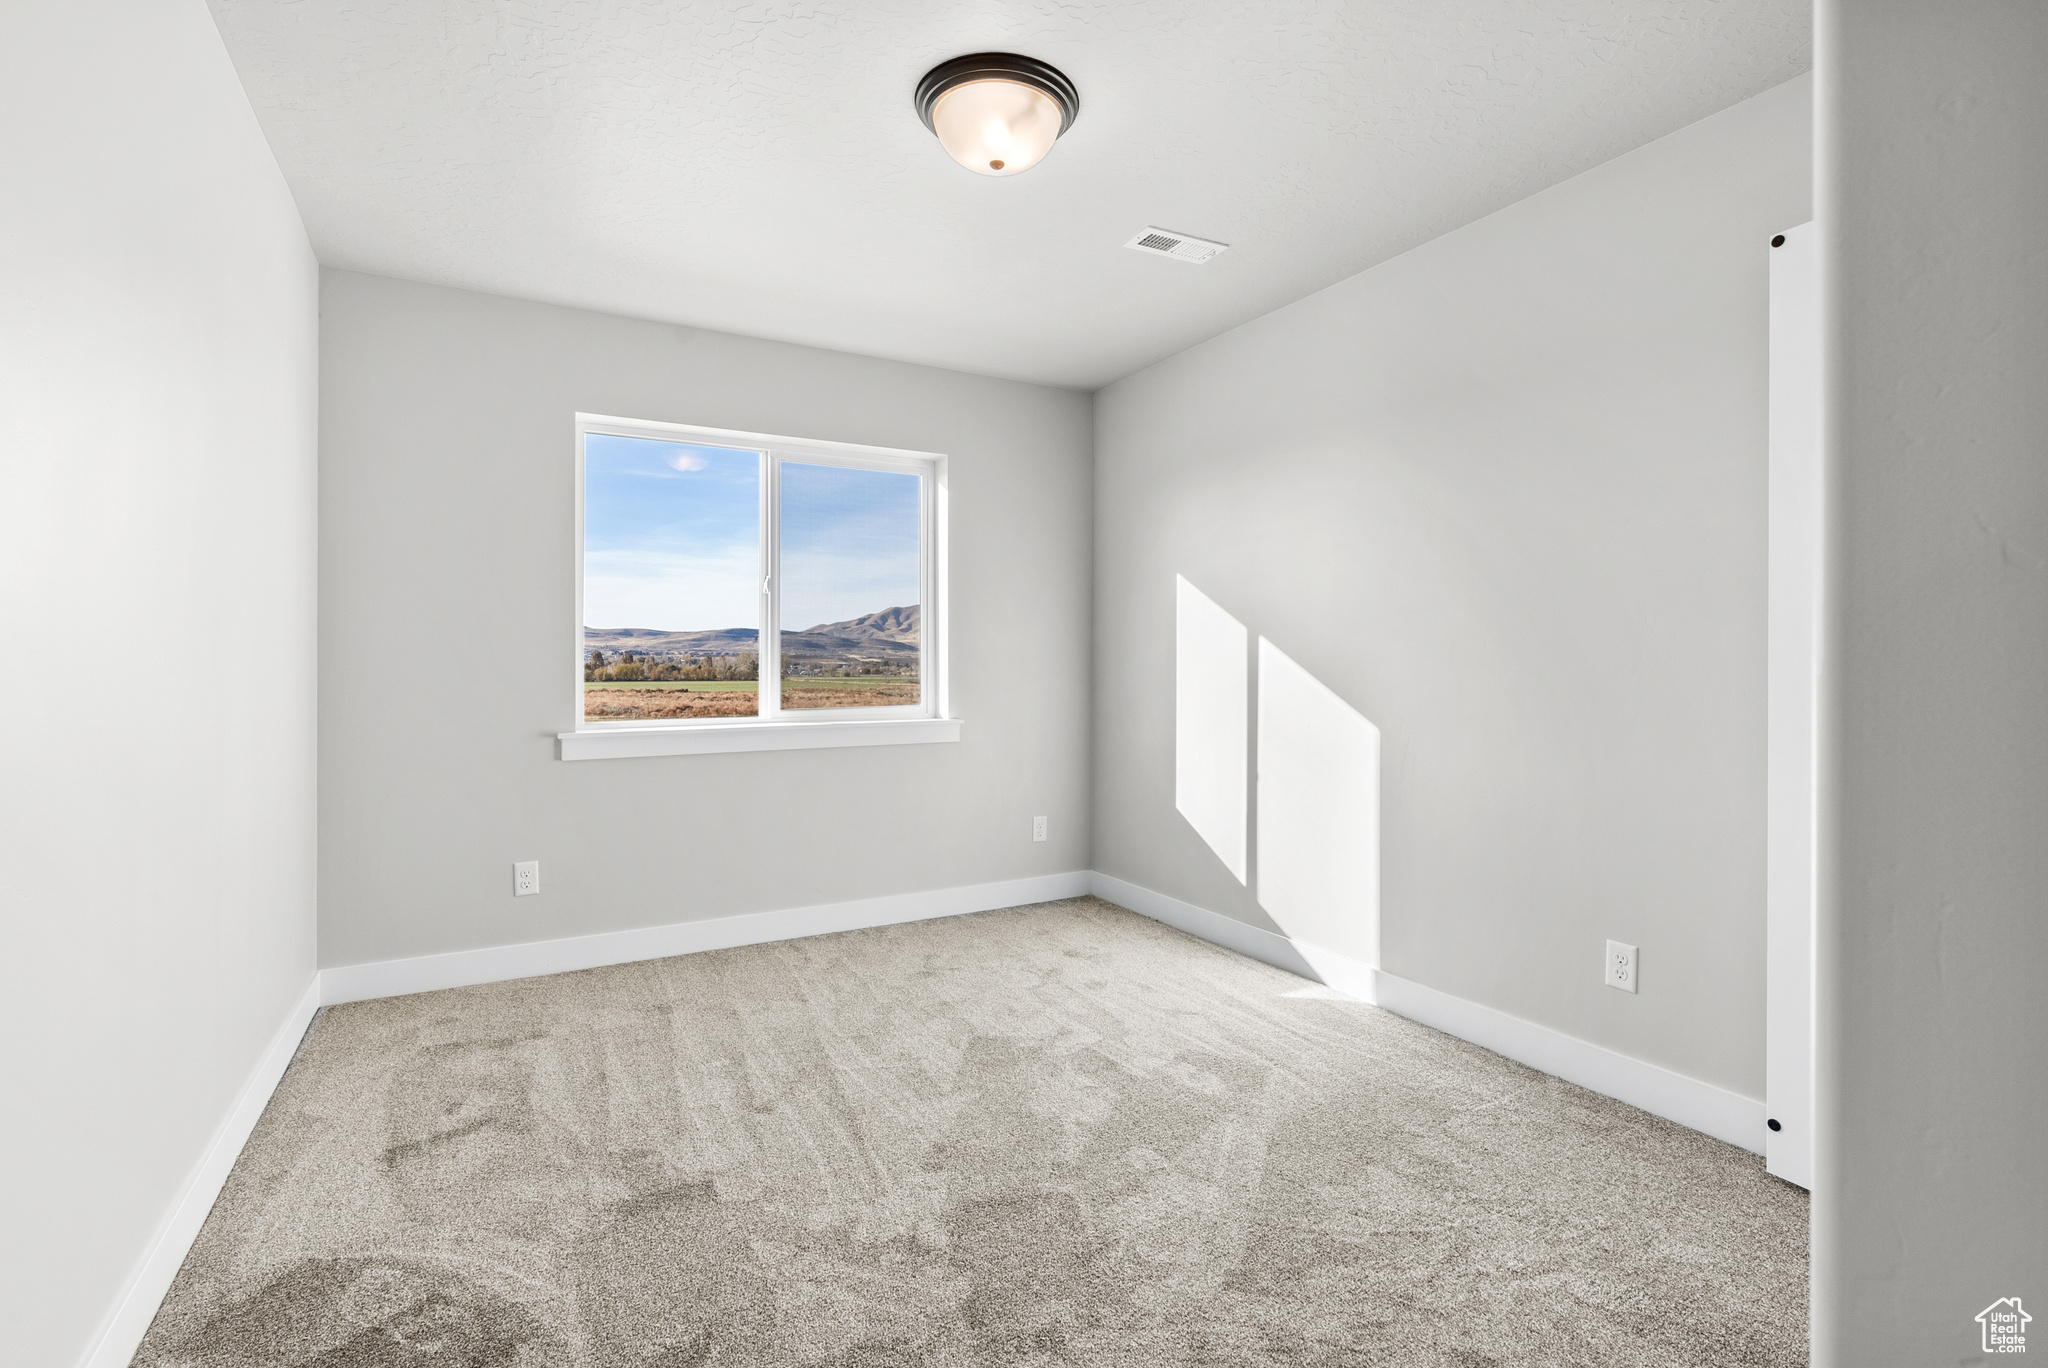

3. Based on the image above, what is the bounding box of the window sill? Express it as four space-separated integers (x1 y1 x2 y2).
556 716 961 761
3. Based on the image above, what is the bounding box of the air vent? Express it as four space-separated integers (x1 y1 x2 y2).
1124 226 1229 265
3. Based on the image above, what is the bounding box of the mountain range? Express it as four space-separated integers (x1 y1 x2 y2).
807 604 918 643
584 605 919 666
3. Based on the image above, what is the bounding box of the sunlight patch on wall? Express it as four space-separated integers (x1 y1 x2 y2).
1257 638 1379 968
1175 575 1247 883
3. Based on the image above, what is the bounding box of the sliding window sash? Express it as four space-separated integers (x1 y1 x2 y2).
573 413 940 733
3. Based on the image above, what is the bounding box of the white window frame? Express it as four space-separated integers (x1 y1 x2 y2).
559 413 956 760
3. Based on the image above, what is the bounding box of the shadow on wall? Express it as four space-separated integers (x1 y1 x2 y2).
1174 576 1380 978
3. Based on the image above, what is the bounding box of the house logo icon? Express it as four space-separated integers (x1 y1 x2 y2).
1978 1297 2031 1354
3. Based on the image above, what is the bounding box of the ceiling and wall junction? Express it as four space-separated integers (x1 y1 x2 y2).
209 0 1810 388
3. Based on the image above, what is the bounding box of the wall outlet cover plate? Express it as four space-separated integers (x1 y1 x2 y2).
1605 939 1639 993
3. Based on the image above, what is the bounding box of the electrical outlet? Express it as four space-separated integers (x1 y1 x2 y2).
1605 939 1638 994
513 860 540 897
1032 815 1047 842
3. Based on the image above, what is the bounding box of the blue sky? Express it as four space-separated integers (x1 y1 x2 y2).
779 460 920 632
583 433 919 632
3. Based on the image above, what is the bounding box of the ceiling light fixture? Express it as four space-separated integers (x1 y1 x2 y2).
914 53 1079 177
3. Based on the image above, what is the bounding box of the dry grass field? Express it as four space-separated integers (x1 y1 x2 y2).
582 681 918 720
583 688 758 720
784 682 919 709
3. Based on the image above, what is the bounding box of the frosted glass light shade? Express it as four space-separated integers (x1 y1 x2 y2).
930 79 1064 176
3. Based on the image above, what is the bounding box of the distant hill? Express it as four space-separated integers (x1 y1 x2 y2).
806 604 919 644
584 605 919 667
583 626 760 658
781 628 917 666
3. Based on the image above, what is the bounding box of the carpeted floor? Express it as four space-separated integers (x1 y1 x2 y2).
135 896 1807 1366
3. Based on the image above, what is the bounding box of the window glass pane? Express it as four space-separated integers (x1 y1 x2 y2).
582 434 760 721
778 461 921 711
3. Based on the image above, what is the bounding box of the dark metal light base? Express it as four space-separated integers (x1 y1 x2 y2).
914 53 1080 137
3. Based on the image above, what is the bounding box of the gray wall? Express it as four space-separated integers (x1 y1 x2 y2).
0 2 319 1361
319 272 1092 968
1093 76 1811 1098
1815 3 2048 1361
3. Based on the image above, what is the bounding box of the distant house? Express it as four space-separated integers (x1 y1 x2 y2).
1978 1298 2031 1354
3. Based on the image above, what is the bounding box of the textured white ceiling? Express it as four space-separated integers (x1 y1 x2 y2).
210 1 1809 389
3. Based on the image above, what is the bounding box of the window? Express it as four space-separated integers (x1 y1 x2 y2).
563 415 954 759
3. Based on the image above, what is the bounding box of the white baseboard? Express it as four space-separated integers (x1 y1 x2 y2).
320 870 1093 1005
1087 870 1327 984
1090 871 1765 1155
1371 971 1766 1153
79 974 321 1368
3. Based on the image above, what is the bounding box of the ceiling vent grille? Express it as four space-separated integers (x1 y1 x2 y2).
1124 226 1229 265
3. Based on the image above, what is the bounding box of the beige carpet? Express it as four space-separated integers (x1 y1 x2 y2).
135 896 1807 1366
